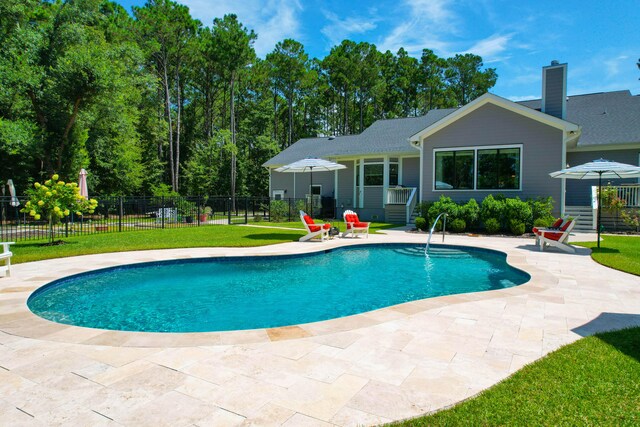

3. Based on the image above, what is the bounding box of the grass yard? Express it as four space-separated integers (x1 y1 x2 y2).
10 225 305 264
574 235 640 276
395 327 640 426
10 220 399 264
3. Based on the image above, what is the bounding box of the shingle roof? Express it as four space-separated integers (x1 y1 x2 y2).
263 109 456 167
517 90 640 147
264 90 640 167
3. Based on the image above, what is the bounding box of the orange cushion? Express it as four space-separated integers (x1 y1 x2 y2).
542 231 563 241
560 220 572 231
322 223 331 230
353 222 369 228
303 215 315 225
308 225 320 232
551 218 564 228
345 214 358 223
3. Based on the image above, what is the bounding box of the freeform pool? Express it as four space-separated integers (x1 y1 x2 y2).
28 244 529 333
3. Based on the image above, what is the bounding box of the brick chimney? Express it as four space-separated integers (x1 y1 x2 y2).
541 60 567 119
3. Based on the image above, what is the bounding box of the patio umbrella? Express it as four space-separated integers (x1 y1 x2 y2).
78 168 89 199
550 158 640 248
275 157 346 193
7 179 19 207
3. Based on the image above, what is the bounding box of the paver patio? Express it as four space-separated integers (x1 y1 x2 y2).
0 230 639 426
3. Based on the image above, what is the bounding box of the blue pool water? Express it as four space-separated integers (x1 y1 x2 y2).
28 244 529 333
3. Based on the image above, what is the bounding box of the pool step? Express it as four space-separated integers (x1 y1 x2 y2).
395 246 472 259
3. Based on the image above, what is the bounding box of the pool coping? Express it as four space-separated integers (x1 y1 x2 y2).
1 232 556 348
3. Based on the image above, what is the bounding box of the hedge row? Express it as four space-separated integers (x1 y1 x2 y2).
415 195 556 235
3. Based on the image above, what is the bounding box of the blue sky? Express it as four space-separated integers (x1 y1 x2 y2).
117 0 639 101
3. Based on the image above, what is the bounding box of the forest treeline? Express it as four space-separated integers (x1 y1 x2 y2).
0 0 497 197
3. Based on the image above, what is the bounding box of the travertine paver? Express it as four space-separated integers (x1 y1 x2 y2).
0 230 639 426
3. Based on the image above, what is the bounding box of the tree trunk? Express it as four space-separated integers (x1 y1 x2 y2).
162 61 175 192
175 72 182 193
57 96 82 171
287 94 293 147
230 74 237 211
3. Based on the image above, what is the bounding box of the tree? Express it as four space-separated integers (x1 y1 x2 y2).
134 0 199 193
445 54 497 106
418 49 449 112
211 14 256 208
266 39 309 148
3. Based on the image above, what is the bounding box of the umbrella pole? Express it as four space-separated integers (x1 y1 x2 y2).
597 173 602 248
309 167 313 215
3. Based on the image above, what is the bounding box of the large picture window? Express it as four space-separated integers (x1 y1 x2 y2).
434 150 474 189
433 145 522 191
477 148 521 189
364 164 383 185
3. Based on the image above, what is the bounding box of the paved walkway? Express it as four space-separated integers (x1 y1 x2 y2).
0 231 639 426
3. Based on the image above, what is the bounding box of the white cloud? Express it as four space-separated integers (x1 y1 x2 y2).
179 0 303 57
320 11 378 48
507 95 538 102
461 33 512 62
377 0 456 56
604 55 629 78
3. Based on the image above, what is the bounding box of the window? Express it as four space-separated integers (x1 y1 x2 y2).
272 190 284 200
434 150 474 189
364 164 383 186
310 185 321 195
433 145 522 191
477 148 520 189
389 163 399 186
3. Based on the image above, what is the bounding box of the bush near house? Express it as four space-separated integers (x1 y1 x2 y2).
417 194 554 235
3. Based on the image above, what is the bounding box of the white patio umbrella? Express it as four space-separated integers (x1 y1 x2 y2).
78 168 89 199
7 179 19 207
550 158 640 247
275 158 346 193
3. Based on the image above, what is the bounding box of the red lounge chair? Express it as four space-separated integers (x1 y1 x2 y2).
533 216 569 244
342 210 370 238
299 210 331 242
539 218 576 253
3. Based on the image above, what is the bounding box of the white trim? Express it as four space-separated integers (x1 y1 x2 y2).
293 173 296 199
399 158 404 185
419 144 424 203
567 142 640 152
272 189 284 200
383 156 389 208
432 144 524 192
408 93 580 144
334 169 339 202
359 159 365 208
268 169 272 199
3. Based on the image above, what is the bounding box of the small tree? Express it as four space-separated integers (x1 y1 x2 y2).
21 174 98 243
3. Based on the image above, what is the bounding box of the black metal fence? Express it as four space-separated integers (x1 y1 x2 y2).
0 195 338 242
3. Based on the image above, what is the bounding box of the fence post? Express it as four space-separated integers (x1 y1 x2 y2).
244 197 248 224
227 198 232 224
119 197 123 232
65 220 69 237
161 196 165 229
197 195 201 226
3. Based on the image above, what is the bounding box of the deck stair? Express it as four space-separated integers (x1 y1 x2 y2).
564 206 594 232
394 246 471 259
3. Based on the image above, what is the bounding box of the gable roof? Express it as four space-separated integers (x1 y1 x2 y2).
263 109 456 167
264 90 639 168
517 90 640 148
409 93 580 144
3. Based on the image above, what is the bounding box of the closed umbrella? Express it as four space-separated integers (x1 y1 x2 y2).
550 158 640 247
78 169 89 199
7 179 19 207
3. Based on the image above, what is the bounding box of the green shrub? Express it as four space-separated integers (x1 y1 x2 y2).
294 199 307 213
450 218 466 233
484 217 501 234
267 200 288 222
509 219 526 235
528 196 555 226
504 197 532 224
428 196 460 224
460 199 480 227
480 195 504 224
533 217 553 229
416 201 432 220
415 216 427 231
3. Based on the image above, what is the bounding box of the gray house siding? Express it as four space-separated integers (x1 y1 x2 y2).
566 149 640 205
421 103 564 214
270 170 335 199
336 161 355 217
402 157 420 188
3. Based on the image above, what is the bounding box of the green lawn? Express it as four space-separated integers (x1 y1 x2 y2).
10 220 400 264
574 235 640 276
394 327 640 426
10 225 305 264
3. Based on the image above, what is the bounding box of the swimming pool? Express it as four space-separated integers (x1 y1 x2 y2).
28 244 529 333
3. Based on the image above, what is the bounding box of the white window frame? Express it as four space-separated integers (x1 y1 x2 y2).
432 144 523 192
272 190 285 200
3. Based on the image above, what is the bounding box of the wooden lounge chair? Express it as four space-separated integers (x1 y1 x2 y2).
538 219 576 253
299 210 331 242
0 242 15 277
533 215 569 245
342 210 370 238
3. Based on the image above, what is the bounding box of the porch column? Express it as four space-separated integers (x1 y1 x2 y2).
383 156 389 208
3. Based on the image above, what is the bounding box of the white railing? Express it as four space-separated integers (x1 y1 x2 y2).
387 187 416 204
405 187 418 224
592 184 640 207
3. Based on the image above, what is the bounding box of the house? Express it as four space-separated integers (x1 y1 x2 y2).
264 61 640 228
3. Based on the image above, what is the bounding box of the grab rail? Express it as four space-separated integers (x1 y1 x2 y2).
425 213 447 255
